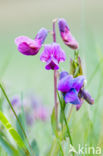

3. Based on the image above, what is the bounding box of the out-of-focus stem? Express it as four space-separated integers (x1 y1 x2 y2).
53 19 57 42
67 105 74 122
53 19 58 128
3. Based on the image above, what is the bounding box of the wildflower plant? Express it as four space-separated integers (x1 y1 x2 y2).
0 18 94 156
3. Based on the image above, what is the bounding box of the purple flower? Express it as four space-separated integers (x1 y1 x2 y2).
11 95 21 107
58 18 79 49
15 28 48 55
58 71 85 104
58 71 94 110
40 43 66 70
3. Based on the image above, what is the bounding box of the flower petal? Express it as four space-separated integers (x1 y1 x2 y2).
15 36 41 55
76 98 84 110
53 43 66 62
62 31 79 49
35 28 48 44
76 103 82 110
58 18 79 50
45 57 59 70
58 75 73 92
40 43 66 63
58 18 70 32
59 71 69 80
40 44 52 62
73 76 86 92
64 89 80 104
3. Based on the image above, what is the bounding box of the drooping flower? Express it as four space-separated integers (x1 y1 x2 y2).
58 71 94 110
15 28 48 55
58 18 79 49
40 43 66 70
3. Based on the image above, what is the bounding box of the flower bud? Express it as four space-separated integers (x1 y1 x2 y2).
80 89 94 105
58 18 79 50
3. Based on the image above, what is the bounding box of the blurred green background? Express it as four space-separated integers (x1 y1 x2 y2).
0 0 103 155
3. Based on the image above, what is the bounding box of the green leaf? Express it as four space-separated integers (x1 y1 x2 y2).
0 131 19 156
51 107 58 136
31 139 39 156
0 111 30 155
16 113 25 140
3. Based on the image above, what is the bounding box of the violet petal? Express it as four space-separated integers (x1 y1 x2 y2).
35 28 48 44
73 76 85 92
64 89 80 104
58 75 73 92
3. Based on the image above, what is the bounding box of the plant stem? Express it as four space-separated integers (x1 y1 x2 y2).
57 91 74 156
0 83 32 155
53 19 58 128
62 110 75 156
53 19 57 42
67 105 74 122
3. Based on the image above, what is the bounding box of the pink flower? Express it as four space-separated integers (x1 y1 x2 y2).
58 18 79 50
15 28 48 55
40 43 66 70
34 106 49 121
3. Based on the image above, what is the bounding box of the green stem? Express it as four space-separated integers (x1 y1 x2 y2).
57 91 74 156
0 83 32 155
67 105 74 122
62 111 73 145
62 111 75 156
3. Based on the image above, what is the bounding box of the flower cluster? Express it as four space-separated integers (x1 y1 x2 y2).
15 18 79 70
15 18 94 111
11 93 49 125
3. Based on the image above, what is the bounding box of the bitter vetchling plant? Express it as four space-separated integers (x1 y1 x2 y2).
0 18 94 156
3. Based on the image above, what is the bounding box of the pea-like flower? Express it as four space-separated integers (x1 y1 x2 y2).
58 71 94 110
15 28 48 55
58 18 79 50
40 43 66 70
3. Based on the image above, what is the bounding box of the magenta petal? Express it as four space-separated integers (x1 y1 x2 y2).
53 43 66 62
15 36 30 46
64 89 80 104
73 76 85 92
58 18 79 50
40 43 66 63
18 42 40 55
40 45 52 62
45 57 59 70
15 36 41 55
58 75 73 92
61 31 79 49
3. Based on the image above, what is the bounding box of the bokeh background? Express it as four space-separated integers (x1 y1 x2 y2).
0 0 103 155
